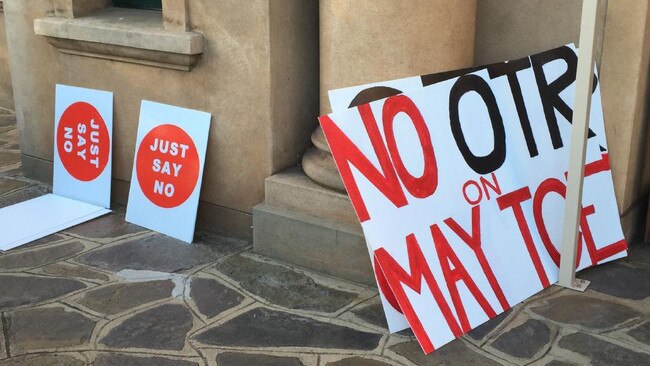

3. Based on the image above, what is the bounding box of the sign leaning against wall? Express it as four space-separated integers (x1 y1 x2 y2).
321 45 626 354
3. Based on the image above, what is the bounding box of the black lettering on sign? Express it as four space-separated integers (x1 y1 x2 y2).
530 46 597 150
488 57 539 158
449 74 506 175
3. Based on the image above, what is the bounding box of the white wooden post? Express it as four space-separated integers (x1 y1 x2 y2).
557 0 600 291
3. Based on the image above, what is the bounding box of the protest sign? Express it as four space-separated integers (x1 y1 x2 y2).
126 101 211 243
54 84 113 208
322 45 625 353
0 85 112 250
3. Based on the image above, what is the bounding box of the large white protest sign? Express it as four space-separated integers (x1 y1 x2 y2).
126 101 211 243
321 45 625 354
0 85 112 250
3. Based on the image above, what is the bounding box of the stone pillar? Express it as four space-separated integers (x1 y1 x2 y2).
303 0 477 192
254 0 477 284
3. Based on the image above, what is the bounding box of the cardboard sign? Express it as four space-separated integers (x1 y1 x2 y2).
0 194 110 251
53 84 113 208
321 45 626 354
126 101 211 243
0 85 112 251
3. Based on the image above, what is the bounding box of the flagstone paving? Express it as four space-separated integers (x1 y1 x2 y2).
0 108 649 365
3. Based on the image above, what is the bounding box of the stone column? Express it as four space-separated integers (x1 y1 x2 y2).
303 0 477 192
254 0 477 284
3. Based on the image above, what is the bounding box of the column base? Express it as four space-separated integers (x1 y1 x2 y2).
253 167 374 286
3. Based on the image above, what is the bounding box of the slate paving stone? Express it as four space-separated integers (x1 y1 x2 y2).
7 307 96 353
189 277 244 318
627 321 650 346
0 317 5 358
351 300 388 329
214 255 357 313
0 185 50 209
0 152 19 167
489 318 551 359
0 115 16 127
77 233 245 273
78 280 174 315
0 354 85 366
466 309 511 341
580 262 650 300
390 339 502 366
0 143 18 151
544 361 578 366
530 294 641 330
19 233 67 249
193 230 252 254
0 241 85 271
0 167 22 178
327 356 393 365
194 307 381 350
0 128 17 141
0 127 13 139
0 178 29 196
42 262 110 282
0 275 86 310
558 332 650 366
100 303 193 350
626 243 650 269
216 352 304 366
93 354 199 366
64 212 146 239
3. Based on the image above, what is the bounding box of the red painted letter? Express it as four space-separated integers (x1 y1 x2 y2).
444 205 510 312
431 224 497 332
497 187 551 288
383 95 438 198
319 105 408 222
375 234 462 354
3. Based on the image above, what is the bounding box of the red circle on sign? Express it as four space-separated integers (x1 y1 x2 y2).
56 102 110 182
136 124 200 209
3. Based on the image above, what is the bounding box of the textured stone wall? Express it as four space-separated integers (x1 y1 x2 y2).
0 5 14 110
320 0 477 114
3 0 319 237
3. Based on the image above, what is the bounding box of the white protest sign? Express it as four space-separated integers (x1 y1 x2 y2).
0 84 112 251
321 45 625 354
126 101 211 243
53 84 113 208
0 194 109 251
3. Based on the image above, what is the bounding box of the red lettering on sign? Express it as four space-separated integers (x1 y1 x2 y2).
579 205 627 264
581 153 627 262
375 234 462 354
431 224 497 332
462 180 483 205
56 102 110 181
136 124 199 208
532 178 583 268
479 172 502 200
584 153 610 176
383 95 438 198
319 105 408 222
532 178 564 266
373 255 402 313
497 187 551 288
444 206 511 311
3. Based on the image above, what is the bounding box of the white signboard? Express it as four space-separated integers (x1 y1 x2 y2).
0 194 109 251
322 45 626 353
126 101 211 243
53 84 113 208
0 85 112 250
